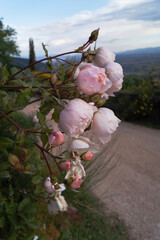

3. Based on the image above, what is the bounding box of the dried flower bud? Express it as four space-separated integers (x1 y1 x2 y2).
51 74 57 85
8 154 19 167
89 28 100 43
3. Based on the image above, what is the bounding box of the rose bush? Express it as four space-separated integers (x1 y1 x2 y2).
0 28 123 239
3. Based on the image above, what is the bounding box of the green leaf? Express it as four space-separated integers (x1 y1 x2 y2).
42 43 48 57
9 184 14 197
32 175 42 184
0 193 6 206
16 130 25 145
52 107 61 123
0 171 10 179
23 233 35 240
0 64 9 84
38 234 47 240
0 215 5 228
18 198 30 212
16 88 33 108
11 79 29 87
0 137 14 149
40 133 48 147
37 111 46 126
5 201 16 215
8 231 17 240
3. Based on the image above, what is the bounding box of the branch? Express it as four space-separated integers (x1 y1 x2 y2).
35 143 54 176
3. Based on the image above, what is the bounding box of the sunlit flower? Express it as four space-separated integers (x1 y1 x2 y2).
74 62 112 95
58 98 94 137
92 108 120 144
48 131 64 146
93 47 115 68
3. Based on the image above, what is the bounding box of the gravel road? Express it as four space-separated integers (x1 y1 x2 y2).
93 122 160 240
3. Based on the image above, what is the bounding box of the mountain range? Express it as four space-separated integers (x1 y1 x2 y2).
12 46 160 76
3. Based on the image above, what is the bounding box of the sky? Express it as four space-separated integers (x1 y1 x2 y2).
1 0 160 58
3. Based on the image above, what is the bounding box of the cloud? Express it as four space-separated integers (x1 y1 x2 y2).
15 0 160 57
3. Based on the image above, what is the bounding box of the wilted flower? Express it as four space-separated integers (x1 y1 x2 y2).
58 98 94 137
48 131 64 146
94 47 115 68
74 63 112 95
59 161 71 170
105 62 124 96
55 191 68 211
92 108 121 144
65 151 86 180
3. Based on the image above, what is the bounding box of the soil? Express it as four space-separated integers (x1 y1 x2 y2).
22 101 160 240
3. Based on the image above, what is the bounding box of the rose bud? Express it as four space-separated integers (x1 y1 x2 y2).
94 47 115 68
44 177 55 194
59 161 71 171
58 98 94 137
8 154 20 167
92 108 120 144
48 131 64 146
75 62 112 95
82 151 94 161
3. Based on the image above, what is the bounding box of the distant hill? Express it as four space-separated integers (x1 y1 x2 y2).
12 57 47 72
12 47 160 76
116 47 160 76
118 47 160 55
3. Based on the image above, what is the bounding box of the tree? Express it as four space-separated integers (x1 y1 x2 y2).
0 19 20 66
29 38 36 71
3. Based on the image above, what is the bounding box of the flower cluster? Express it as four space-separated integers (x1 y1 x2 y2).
44 44 123 212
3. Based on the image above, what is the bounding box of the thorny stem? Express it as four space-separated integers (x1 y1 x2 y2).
0 110 23 131
35 143 54 176
0 110 55 175
7 50 78 83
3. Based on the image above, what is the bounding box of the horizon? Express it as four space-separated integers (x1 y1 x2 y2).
1 0 160 57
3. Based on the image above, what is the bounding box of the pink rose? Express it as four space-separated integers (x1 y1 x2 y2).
59 161 71 170
92 108 120 144
75 63 112 95
93 47 115 68
105 62 123 96
48 131 64 146
70 176 83 189
58 98 94 137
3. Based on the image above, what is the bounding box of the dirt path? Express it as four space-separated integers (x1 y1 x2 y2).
22 102 160 240
93 122 160 240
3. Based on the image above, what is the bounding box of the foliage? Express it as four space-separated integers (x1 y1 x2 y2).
0 19 20 67
0 29 128 239
29 38 36 71
105 67 160 128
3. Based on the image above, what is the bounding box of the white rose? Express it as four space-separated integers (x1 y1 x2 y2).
93 47 115 68
92 108 120 144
